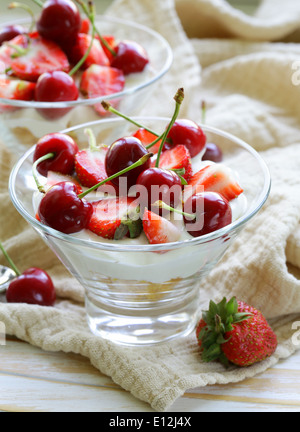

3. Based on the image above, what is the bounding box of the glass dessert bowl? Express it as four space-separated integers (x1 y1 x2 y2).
0 14 172 155
9 117 271 346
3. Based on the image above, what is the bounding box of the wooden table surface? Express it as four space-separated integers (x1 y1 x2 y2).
0 335 299 412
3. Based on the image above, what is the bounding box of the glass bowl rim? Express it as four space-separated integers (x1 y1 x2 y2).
9 117 271 252
0 14 173 108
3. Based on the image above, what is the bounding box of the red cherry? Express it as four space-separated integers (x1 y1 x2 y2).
0 25 25 46
111 40 149 75
33 133 79 177
38 181 93 234
34 70 79 119
136 167 182 213
167 119 207 158
183 192 232 237
202 143 223 163
6 268 56 306
105 137 151 191
37 0 81 47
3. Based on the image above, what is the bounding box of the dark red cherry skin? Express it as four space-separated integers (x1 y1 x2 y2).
183 191 232 237
37 0 81 47
136 167 182 213
105 136 151 191
38 181 93 234
202 143 223 163
167 119 207 158
33 133 79 177
35 71 79 120
111 40 149 75
0 25 25 46
6 268 56 306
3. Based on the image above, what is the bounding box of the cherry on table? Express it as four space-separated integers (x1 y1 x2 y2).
37 0 81 48
111 40 149 75
38 181 93 234
33 132 79 177
6 268 56 306
183 191 232 237
0 25 25 46
202 143 223 163
105 136 151 191
167 119 207 158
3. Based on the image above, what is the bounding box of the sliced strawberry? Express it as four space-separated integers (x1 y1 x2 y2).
80 64 125 115
80 18 90 34
69 33 109 70
0 76 35 112
75 147 108 188
143 209 181 245
9 33 70 82
185 162 244 202
156 144 193 182
133 128 163 154
96 35 116 63
88 197 142 240
46 171 83 194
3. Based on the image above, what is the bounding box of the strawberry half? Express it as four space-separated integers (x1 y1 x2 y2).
143 209 181 245
80 64 125 115
0 76 35 112
156 144 193 182
68 33 109 70
133 128 163 154
88 197 142 240
196 297 278 367
9 33 70 82
75 147 108 188
185 162 243 202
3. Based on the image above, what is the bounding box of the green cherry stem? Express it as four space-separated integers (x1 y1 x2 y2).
201 100 207 124
78 152 153 199
8 2 35 32
153 200 195 220
30 0 44 7
0 240 21 276
155 87 184 168
75 0 117 58
32 152 55 194
69 1 96 77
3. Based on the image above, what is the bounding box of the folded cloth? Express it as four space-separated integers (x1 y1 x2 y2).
1 0 300 412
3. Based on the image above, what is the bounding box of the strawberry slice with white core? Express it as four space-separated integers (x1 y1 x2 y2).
185 162 244 202
88 197 142 240
75 147 108 188
156 144 193 182
143 209 181 245
80 64 125 115
0 76 35 112
9 33 70 82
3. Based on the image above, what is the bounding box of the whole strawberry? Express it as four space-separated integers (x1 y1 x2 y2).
196 297 278 367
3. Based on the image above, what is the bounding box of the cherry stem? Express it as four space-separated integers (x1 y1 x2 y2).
201 100 206 124
69 1 95 77
30 0 43 7
32 152 55 194
0 240 21 276
155 88 184 168
75 0 117 57
78 152 153 199
84 128 98 151
101 101 173 146
153 200 195 220
8 2 35 32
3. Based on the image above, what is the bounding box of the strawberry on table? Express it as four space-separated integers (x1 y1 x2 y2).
185 162 243 202
80 64 125 115
156 144 193 182
88 196 142 240
9 33 70 82
143 209 181 245
196 297 278 367
68 33 110 70
0 76 35 112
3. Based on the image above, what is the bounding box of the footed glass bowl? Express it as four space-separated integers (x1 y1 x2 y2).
0 16 172 154
9 118 271 346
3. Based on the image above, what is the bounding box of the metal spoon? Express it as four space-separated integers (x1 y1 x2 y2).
0 265 17 294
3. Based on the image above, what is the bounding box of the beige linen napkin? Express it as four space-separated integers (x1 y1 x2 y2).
1 0 300 412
